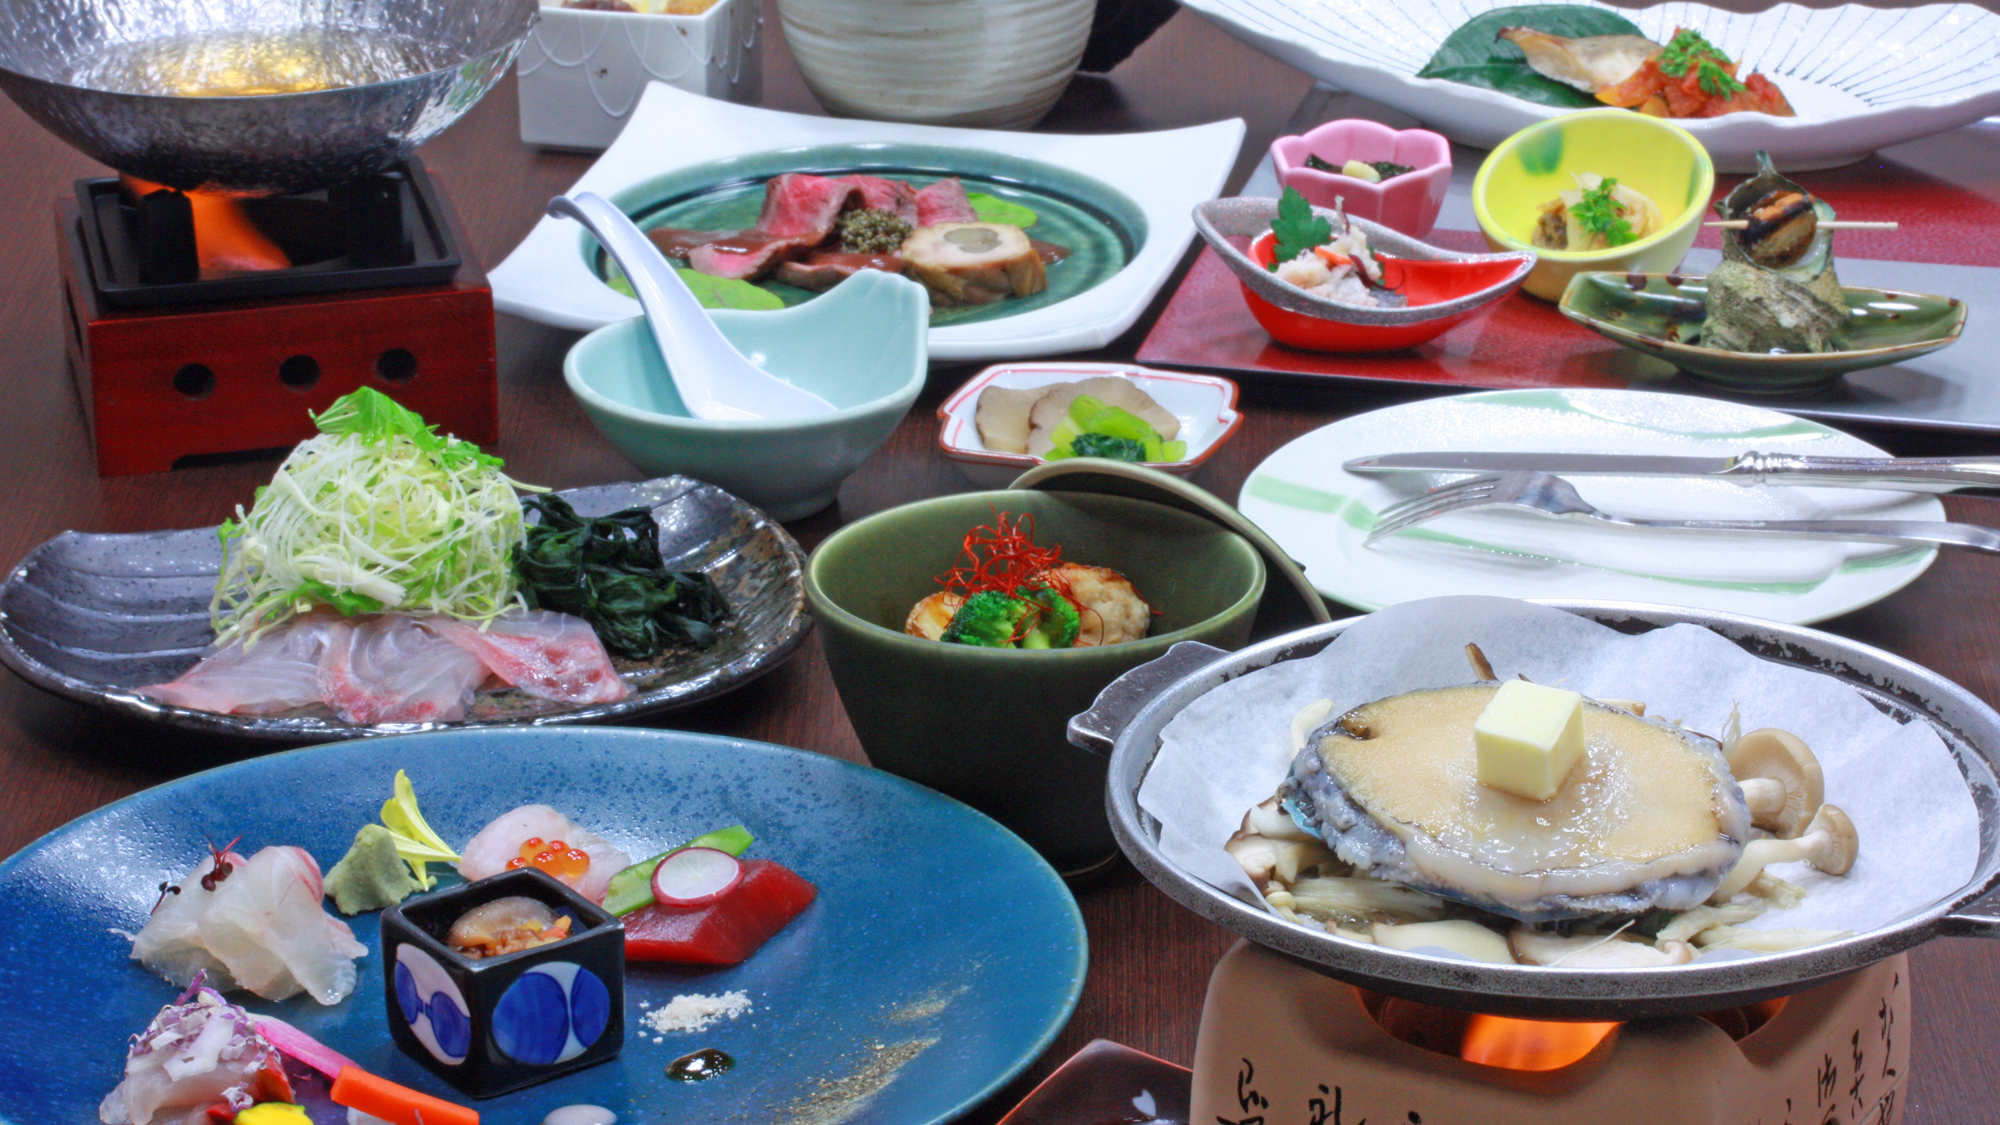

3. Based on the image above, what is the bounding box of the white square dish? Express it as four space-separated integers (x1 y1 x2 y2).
488 82 1246 361
937 362 1242 488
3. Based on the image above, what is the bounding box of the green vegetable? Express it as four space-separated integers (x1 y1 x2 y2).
604 825 755 916
940 586 1079 649
1017 585 1081 649
1657 29 1745 98
967 192 1038 228
1066 433 1149 462
606 265 786 311
1416 5 1646 109
1572 178 1637 247
1043 394 1189 464
1269 187 1333 271
1304 155 1416 180
515 494 731 660
211 388 533 646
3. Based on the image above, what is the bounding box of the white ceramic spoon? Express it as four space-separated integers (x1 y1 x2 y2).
547 192 837 421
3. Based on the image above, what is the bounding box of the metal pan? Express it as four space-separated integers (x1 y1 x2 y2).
1069 601 2000 1020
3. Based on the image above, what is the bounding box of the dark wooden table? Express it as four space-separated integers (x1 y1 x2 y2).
3 7 1998 1122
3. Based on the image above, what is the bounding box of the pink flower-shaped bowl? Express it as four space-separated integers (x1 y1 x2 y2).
1272 119 1452 238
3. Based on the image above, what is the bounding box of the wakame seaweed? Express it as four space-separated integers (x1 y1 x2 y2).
515 495 731 659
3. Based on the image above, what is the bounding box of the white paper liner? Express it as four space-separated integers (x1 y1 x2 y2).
1139 596 1981 964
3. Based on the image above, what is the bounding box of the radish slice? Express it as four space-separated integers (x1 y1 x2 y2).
650 846 744 907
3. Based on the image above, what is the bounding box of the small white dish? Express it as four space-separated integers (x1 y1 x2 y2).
1239 388 1945 625
1178 0 2000 171
937 362 1242 488
488 82 1245 362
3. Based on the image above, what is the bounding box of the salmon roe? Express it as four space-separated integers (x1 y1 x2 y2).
503 837 591 881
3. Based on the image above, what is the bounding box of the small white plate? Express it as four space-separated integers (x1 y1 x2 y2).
937 362 1243 488
1178 0 2000 171
1239 388 1945 624
489 83 1244 361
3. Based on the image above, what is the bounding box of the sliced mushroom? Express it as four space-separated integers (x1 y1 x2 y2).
1654 900 1768 945
1291 698 1334 752
1464 642 1496 682
1727 728 1825 839
1508 928 1694 968
1710 804 1858 901
1693 925 1852 954
973 385 1041 453
1286 875 1448 925
1371 919 1515 964
1241 795 1317 842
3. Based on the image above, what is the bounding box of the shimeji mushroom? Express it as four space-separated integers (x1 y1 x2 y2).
1710 804 1858 902
1727 728 1825 839
1508 928 1695 968
1371 919 1515 964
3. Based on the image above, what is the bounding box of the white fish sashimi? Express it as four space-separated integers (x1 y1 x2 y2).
429 610 631 705
131 847 366 1005
458 805 631 903
138 615 347 715
317 616 491 724
99 981 277 1125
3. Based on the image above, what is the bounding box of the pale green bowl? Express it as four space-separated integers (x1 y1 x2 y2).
1474 109 1715 302
564 269 930 520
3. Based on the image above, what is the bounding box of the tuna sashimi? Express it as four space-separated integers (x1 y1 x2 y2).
138 615 347 715
915 177 979 226
131 846 366 1006
428 609 629 704
317 616 489 725
457 804 632 903
624 858 817 965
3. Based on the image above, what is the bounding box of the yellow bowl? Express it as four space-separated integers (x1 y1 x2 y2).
1473 109 1715 302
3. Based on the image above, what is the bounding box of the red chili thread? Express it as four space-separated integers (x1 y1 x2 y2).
935 511 1090 643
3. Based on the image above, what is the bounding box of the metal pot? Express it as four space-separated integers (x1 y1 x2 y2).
0 0 535 194
1070 601 2000 1020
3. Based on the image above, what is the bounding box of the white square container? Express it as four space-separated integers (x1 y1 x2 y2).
516 0 762 151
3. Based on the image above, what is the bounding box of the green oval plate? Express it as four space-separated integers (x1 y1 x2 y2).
593 144 1145 328
1559 271 1969 393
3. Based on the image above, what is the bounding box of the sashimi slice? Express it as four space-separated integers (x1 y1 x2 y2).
138 615 347 715
429 609 629 704
624 859 817 964
915 178 979 226
98 981 280 1125
457 804 631 903
131 847 366 1006
316 616 489 725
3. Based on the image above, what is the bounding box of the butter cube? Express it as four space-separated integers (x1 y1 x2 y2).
1474 680 1586 801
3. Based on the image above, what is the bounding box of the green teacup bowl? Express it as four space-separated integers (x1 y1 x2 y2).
805 490 1267 873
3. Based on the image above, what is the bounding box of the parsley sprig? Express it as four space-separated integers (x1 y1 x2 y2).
1269 187 1333 271
1572 179 1636 247
1657 29 1747 99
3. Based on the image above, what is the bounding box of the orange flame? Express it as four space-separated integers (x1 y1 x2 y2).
1460 1014 1620 1071
122 176 291 273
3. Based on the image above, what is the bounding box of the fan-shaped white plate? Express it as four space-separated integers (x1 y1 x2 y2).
1178 0 2000 170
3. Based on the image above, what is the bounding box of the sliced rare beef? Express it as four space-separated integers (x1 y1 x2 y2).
915 178 979 226
771 250 905 292
755 172 860 239
835 175 920 224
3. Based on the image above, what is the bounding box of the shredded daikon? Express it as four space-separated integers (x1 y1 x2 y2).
211 389 537 646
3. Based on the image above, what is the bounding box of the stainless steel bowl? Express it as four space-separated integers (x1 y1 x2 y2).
0 0 536 194
1070 602 2000 1020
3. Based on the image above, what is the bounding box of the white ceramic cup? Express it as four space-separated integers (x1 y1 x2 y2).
776 0 1093 129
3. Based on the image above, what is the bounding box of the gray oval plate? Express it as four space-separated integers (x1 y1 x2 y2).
0 477 811 741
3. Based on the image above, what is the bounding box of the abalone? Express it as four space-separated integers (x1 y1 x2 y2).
1280 683 1751 923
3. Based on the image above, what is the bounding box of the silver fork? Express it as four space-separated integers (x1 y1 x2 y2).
1364 472 2000 553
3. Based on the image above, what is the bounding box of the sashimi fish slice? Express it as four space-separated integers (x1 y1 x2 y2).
429 609 630 705
317 616 490 724
1499 27 1661 92
458 804 632 903
138 615 348 715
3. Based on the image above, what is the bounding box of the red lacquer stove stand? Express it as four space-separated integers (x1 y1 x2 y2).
1193 940 1909 1125
55 171 498 476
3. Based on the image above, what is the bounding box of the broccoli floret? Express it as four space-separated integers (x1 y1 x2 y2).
939 586 1082 648
941 591 1033 647
1067 433 1148 462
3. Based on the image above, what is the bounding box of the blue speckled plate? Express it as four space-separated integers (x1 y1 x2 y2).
0 728 1087 1125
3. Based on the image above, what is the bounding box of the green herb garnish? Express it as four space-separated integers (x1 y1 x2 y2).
1269 186 1333 271
835 207 914 253
1415 5 1645 108
1572 178 1636 247
1657 29 1746 98
1304 155 1416 179
515 494 731 660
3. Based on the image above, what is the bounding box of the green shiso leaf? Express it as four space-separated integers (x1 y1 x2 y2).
1416 5 1646 109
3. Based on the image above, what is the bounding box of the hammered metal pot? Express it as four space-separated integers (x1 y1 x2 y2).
1070 601 2000 1020
0 0 536 194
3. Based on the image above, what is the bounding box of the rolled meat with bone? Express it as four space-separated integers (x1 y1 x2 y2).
1280 682 1752 923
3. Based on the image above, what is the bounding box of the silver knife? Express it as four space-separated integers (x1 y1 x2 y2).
1342 451 2000 492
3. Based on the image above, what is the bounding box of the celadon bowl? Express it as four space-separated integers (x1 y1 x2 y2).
1561 271 1970 393
1474 109 1714 301
805 489 1267 873
564 268 929 520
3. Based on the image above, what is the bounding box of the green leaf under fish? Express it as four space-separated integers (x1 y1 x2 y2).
606 264 787 310
1417 5 1646 108
967 192 1038 228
